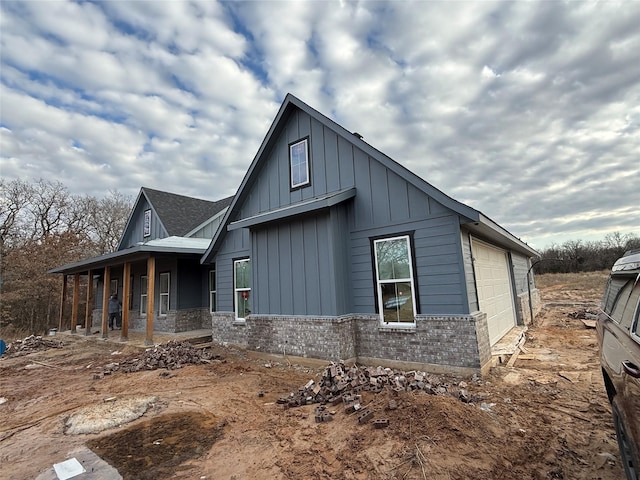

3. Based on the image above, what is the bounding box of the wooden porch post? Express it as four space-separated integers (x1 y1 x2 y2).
58 275 67 332
121 262 131 341
101 266 111 339
145 256 155 346
85 270 93 336
71 273 80 333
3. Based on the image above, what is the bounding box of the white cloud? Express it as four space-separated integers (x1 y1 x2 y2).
1 0 639 248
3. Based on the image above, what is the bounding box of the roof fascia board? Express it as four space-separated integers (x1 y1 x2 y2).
116 188 145 251
202 95 298 263
466 213 539 257
116 188 169 250
228 188 356 231
286 96 482 222
202 93 484 262
49 244 207 274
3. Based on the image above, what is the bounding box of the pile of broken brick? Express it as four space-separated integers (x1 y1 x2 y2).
277 362 480 427
3 335 64 357
100 340 222 375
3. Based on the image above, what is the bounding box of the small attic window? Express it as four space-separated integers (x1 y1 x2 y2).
289 137 310 189
143 209 151 237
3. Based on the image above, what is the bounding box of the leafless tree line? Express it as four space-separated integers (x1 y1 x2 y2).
0 179 132 336
534 231 640 274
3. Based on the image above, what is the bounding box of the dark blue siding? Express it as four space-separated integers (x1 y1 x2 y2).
249 214 342 316
120 198 167 249
212 108 472 317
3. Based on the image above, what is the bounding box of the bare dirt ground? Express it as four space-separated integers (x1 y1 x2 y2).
0 271 624 480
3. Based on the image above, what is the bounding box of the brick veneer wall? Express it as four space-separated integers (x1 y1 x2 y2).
211 312 247 346
355 313 490 370
247 315 357 361
210 311 492 374
92 308 209 333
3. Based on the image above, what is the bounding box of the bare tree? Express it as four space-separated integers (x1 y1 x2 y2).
0 179 132 335
0 179 32 248
88 190 133 254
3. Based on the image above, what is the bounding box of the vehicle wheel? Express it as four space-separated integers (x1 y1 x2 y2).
612 396 639 480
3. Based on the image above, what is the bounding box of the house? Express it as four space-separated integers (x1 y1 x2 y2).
49 187 232 344
201 94 540 374
51 94 540 374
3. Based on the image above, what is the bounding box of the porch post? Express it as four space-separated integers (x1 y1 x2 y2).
85 270 93 336
121 262 131 341
145 256 155 346
71 273 80 333
58 275 67 332
101 266 111 339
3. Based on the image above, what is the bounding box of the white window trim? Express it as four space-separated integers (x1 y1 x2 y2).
234 259 251 322
143 209 152 237
140 275 148 316
373 235 417 326
110 278 118 297
209 268 216 313
290 138 310 188
159 272 170 316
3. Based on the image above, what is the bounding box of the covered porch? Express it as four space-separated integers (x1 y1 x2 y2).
48 237 212 346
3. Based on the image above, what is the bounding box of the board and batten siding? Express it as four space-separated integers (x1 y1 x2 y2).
251 213 340 316
211 227 250 313
236 110 361 219
120 198 167 249
213 107 472 317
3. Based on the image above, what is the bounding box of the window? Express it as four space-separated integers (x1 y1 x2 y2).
234 259 251 320
632 283 640 339
143 209 152 237
160 272 170 316
289 138 310 188
610 279 634 324
373 235 417 325
140 275 148 315
209 267 216 313
128 275 134 310
620 281 640 329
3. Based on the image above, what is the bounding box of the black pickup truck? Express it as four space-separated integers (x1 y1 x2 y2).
597 250 640 480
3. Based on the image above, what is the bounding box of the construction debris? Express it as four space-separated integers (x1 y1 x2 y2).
3 335 64 357
279 362 478 412
99 341 221 375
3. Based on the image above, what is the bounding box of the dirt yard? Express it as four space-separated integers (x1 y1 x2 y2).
0 271 624 480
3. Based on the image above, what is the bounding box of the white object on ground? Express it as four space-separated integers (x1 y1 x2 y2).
53 458 85 480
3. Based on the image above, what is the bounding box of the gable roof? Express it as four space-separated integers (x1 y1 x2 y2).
142 187 233 236
118 187 233 250
202 94 537 262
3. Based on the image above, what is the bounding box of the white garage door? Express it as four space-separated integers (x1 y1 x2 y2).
472 240 516 346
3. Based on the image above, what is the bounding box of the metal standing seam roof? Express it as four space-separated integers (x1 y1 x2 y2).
48 237 212 274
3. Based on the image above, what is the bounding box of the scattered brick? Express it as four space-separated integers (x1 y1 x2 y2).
4 335 63 356
280 361 477 415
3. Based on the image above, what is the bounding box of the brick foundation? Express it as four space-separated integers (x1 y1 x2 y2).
210 311 492 374
92 307 209 333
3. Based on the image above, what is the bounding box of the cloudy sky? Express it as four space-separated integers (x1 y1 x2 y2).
1 1 638 250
